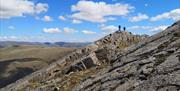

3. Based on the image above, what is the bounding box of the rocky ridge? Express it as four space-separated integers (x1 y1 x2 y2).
1 21 180 91
72 21 180 91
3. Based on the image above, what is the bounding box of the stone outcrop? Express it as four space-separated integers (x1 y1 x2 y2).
95 31 148 50
95 31 148 62
1 21 179 91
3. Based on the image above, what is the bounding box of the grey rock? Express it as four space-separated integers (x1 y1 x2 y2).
1 21 180 91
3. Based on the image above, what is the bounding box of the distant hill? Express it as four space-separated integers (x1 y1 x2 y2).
0 41 92 48
0 41 47 47
54 42 92 48
0 45 75 88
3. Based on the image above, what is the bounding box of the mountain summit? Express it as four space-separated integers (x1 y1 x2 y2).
1 21 180 91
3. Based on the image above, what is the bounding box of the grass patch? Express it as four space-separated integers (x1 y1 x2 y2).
116 37 142 50
29 82 40 88
175 42 180 47
176 55 180 62
117 41 129 50
173 32 180 37
154 54 167 66
58 68 97 91
17 88 25 91
16 81 40 91
158 41 169 50
28 80 41 89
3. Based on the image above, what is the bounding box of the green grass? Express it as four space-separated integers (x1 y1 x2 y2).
175 41 180 47
157 41 169 50
117 41 129 50
177 55 180 62
57 68 97 91
154 54 167 66
28 80 41 89
173 31 180 37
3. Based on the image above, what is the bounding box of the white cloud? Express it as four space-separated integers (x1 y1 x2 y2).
128 25 168 32
72 19 82 24
35 3 48 14
106 17 116 21
100 24 118 31
42 15 53 22
150 8 180 21
128 26 152 30
35 16 40 20
71 1 133 23
150 26 168 32
0 0 48 19
102 32 109 35
82 30 96 34
63 27 78 33
8 26 15 30
58 15 66 21
144 4 148 7
9 36 17 39
129 13 149 22
42 27 78 34
0 36 17 40
43 28 61 33
0 36 60 42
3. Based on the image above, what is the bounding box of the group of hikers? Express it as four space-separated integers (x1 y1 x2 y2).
118 25 126 31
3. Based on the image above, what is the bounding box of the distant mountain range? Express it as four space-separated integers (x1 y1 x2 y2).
0 41 92 48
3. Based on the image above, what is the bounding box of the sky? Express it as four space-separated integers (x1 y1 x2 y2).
0 0 180 42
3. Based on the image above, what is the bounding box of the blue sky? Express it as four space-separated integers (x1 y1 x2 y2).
0 0 179 42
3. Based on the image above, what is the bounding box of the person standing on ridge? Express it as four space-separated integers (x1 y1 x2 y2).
123 27 126 31
118 25 121 31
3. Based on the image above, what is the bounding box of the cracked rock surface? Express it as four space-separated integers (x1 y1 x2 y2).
1 21 180 91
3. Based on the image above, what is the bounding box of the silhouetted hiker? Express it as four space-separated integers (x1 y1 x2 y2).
118 25 121 31
123 27 126 31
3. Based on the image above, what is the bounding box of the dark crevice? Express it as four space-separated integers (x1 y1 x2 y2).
101 73 134 84
108 59 138 73
83 79 102 90
109 80 125 91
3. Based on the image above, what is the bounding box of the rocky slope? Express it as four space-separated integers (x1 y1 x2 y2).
1 21 180 91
